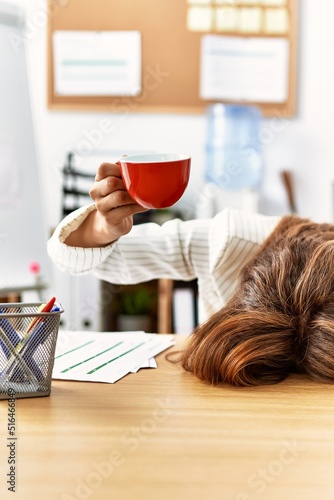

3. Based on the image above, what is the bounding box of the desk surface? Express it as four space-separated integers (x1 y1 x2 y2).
1 335 334 500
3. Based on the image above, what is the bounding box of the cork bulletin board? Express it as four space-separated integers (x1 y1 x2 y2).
47 0 298 116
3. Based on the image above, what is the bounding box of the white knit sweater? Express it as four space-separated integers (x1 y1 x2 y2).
47 205 280 322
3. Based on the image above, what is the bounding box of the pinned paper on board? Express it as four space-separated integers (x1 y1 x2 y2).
186 0 290 35
215 7 238 32
200 35 289 102
264 7 289 34
187 6 213 31
262 0 287 5
0 138 21 208
239 7 263 33
53 30 142 96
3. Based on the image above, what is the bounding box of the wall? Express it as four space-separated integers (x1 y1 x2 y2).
6 1 334 224
7 0 334 228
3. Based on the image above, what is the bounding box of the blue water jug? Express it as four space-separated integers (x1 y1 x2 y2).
205 104 263 190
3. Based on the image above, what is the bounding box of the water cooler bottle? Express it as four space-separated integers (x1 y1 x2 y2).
197 103 263 218
205 103 263 190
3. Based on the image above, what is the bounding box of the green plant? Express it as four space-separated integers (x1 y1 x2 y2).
119 287 155 316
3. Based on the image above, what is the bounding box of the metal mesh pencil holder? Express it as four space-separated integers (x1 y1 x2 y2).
0 302 63 399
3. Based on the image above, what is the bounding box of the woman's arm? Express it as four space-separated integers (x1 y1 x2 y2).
47 161 210 282
47 201 209 282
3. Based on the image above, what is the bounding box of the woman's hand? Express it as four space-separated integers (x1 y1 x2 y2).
65 162 148 247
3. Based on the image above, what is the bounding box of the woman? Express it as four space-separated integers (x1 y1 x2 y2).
48 162 334 386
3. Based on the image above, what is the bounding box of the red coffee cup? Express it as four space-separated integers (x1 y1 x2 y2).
118 153 191 209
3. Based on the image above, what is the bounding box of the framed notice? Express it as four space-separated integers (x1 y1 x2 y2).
200 35 289 103
53 30 141 96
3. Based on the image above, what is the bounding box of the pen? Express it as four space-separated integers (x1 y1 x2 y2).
0 310 21 359
26 296 56 333
11 320 51 382
12 302 59 381
1 298 57 382
12 304 60 382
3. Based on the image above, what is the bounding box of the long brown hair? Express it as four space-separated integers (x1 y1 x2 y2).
181 215 334 386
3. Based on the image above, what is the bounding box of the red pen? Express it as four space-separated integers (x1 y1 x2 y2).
27 296 56 333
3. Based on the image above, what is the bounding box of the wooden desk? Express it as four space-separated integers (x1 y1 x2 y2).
1 336 334 499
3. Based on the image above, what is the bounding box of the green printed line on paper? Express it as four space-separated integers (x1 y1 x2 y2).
61 342 123 373
87 342 145 375
54 340 95 359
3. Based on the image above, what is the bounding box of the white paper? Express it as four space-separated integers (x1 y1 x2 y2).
187 6 213 31
239 7 263 32
200 35 289 103
216 7 238 32
262 0 287 5
52 331 174 384
53 31 141 96
131 357 157 373
264 8 289 34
